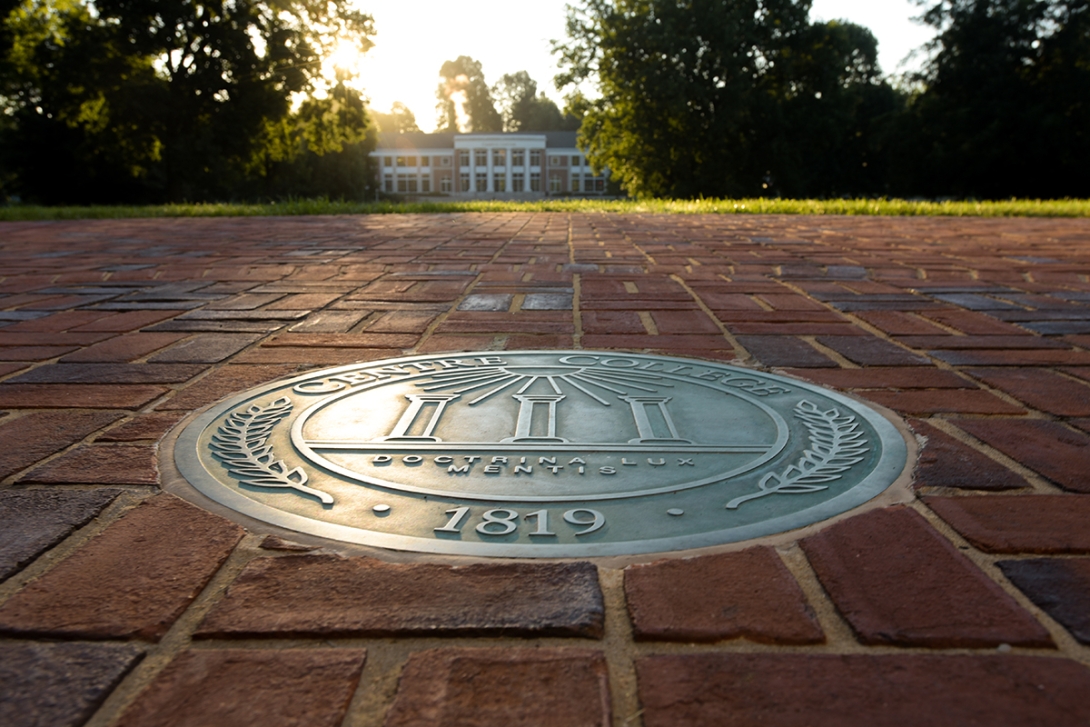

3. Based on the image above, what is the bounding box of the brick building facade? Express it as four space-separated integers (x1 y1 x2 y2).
372 131 609 198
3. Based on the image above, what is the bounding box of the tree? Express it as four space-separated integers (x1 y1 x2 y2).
371 101 421 135
556 0 902 198
0 0 375 203
892 0 1090 198
492 70 579 131
435 55 502 132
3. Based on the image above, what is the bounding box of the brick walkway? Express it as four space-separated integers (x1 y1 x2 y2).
2 213 1090 726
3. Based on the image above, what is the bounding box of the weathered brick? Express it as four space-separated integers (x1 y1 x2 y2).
147 333 261 363
965 367 1090 416
636 653 1090 727
365 310 438 333
115 649 366 727
289 310 370 332
233 346 401 365
60 332 186 363
0 495 243 640
782 366 971 389
385 648 609 727
800 507 1052 647
625 548 823 644
196 555 603 639
20 443 157 485
156 364 301 410
861 388 1026 415
953 418 1090 493
735 335 835 367
0 641 144 727
999 559 1090 644
98 412 186 441
933 349 1090 366
909 419 1029 490
581 310 646 334
70 309 182 332
814 335 931 366
8 363 204 384
926 495 1090 553
0 489 120 580
853 310 948 335
0 410 124 479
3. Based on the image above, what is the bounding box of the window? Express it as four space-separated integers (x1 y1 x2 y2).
460 173 470 192
530 172 541 192
475 172 487 192
572 155 582 166
549 175 562 192
396 156 406 167
397 175 408 192
458 150 470 167
512 173 524 192
495 176 506 192
407 178 418 193
420 156 429 167
441 177 452 193
595 178 605 192
406 156 417 167
512 150 524 166
571 175 581 193
530 150 542 167
441 156 452 167
493 149 506 167
384 156 393 168
384 174 393 192
549 155 562 167
474 149 488 167
421 177 430 193
585 174 594 191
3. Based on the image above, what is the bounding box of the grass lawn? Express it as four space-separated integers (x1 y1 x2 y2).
2 197 1089 221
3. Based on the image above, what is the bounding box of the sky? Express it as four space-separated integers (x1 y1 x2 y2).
347 1 937 133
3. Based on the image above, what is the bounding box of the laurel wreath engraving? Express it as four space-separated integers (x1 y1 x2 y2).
210 397 333 505
725 400 869 510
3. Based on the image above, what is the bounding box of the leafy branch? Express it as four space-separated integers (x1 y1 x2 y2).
210 397 333 505
725 400 869 510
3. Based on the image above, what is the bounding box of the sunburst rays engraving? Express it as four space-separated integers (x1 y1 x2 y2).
417 365 670 405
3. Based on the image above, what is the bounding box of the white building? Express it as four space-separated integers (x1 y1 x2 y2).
371 131 608 198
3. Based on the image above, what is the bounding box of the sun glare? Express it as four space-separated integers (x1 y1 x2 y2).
323 40 367 83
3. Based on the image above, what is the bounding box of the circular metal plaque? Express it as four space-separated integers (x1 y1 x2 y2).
173 351 908 557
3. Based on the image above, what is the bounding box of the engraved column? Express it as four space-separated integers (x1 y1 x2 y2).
620 396 692 444
502 394 569 443
379 394 459 442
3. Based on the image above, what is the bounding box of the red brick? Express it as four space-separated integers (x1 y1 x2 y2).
60 332 186 363
920 308 1030 335
233 347 401 365
649 310 720 334
966 367 1090 416
365 310 439 333
727 323 861 335
1 310 114 333
581 310 645 334
264 292 341 309
261 332 420 348
147 334 260 363
953 419 1090 493
196 555 603 639
156 364 301 410
853 310 948 335
999 559 1090 645
115 649 366 727
757 293 828 311
800 507 1051 647
0 410 124 479
70 310 182 332
98 412 187 441
0 384 167 409
0 362 28 378
897 335 1063 350
416 334 497 353
861 388 1026 415
0 495 243 641
385 648 609 727
580 334 729 350
909 419 1028 490
624 548 823 644
0 331 117 346
782 366 971 389
926 495 1090 553
0 345 80 360
9 363 204 384
20 443 157 485
636 653 1090 727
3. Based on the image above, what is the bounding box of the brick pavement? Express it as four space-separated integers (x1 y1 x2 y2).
1 213 1090 726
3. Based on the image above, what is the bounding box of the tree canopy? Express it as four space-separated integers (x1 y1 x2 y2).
435 55 502 133
0 0 376 203
492 71 580 132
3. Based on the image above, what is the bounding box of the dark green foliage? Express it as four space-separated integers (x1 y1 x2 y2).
0 0 375 203
371 102 422 135
891 0 1090 198
557 0 904 199
493 71 581 131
